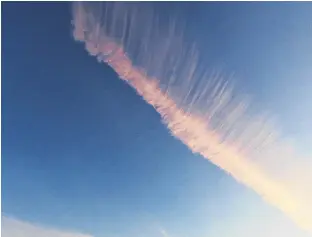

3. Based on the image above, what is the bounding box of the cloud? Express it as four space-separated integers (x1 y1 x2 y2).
71 2 312 234
159 227 172 237
1 216 93 237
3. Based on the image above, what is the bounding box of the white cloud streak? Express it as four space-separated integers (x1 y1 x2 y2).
1 216 93 237
71 2 312 234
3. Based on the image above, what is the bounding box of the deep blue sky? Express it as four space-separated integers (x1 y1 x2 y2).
2 2 312 237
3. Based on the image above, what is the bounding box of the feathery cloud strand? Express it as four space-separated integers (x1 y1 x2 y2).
71 2 312 233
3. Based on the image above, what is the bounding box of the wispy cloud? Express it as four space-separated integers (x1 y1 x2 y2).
71 2 312 234
159 227 172 237
1 216 93 237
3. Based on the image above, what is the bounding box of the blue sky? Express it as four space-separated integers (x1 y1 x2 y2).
2 2 312 237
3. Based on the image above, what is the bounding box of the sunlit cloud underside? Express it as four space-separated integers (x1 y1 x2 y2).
72 2 312 233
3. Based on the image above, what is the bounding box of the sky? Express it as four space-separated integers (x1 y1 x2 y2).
2 2 312 237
